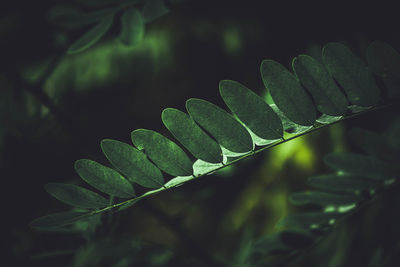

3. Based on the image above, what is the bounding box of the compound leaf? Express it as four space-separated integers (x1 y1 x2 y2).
186 98 254 153
131 129 193 176
74 159 135 198
261 59 316 126
162 108 223 163
101 139 164 188
45 183 109 209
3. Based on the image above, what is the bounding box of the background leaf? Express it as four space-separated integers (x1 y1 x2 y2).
308 174 380 193
322 42 380 106
101 139 164 188
74 159 135 198
186 98 254 153
131 129 193 176
142 0 169 23
30 211 89 229
367 41 400 96
45 183 109 209
219 80 283 140
119 7 144 46
289 191 360 206
67 15 114 54
323 152 399 180
261 59 316 126
162 108 223 163
292 55 348 116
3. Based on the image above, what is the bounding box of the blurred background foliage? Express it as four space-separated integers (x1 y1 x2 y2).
1 0 399 266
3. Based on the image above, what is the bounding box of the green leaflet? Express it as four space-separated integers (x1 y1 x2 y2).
101 139 164 188
67 15 114 54
119 7 144 46
30 211 89 229
161 108 223 163
142 0 169 23
219 80 283 140
261 59 316 126
323 152 399 180
308 174 380 193
253 233 289 255
131 129 193 176
289 191 360 206
292 55 348 116
45 183 109 209
186 98 254 153
74 159 135 198
367 41 400 96
270 104 312 134
164 176 193 188
322 42 380 106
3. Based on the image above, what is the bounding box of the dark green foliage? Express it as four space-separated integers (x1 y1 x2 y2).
119 7 144 46
324 152 398 180
161 108 223 163
101 139 164 188
322 42 380 106
289 191 360 206
292 55 348 116
142 0 169 23
67 15 114 54
131 129 193 176
31 40 400 266
45 183 109 209
186 98 254 153
260 59 316 126
219 80 283 141
30 211 89 230
74 159 136 198
367 40 400 96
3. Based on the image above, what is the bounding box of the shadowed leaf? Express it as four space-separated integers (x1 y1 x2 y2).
142 0 169 23
367 41 400 96
322 42 380 106
30 211 89 229
261 59 316 126
324 152 399 180
67 15 114 54
45 183 109 209
293 55 348 115
290 191 360 206
308 174 380 193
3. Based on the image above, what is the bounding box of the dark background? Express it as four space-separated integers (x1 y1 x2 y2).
1 0 399 266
